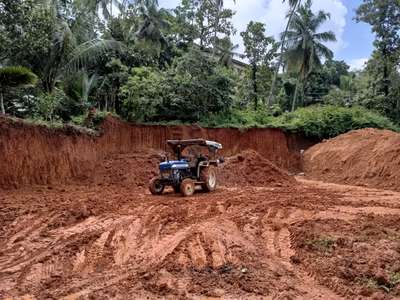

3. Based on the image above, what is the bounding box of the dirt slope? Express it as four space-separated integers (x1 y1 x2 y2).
304 128 400 191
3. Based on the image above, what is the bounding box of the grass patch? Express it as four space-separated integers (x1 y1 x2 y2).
390 272 400 287
358 272 400 294
306 236 337 252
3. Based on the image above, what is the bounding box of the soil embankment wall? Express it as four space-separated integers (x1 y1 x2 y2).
0 116 314 189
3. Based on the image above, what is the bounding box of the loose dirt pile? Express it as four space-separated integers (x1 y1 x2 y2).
219 150 297 187
304 128 400 191
92 151 163 188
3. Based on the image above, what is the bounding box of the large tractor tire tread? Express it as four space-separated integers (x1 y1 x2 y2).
200 166 217 192
180 179 195 197
149 177 165 195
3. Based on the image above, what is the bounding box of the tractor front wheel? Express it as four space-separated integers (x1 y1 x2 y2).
200 166 217 192
180 179 195 197
149 177 165 195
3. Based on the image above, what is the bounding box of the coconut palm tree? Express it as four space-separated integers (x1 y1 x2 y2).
135 0 169 43
284 0 336 111
78 0 124 19
214 37 240 67
267 0 301 107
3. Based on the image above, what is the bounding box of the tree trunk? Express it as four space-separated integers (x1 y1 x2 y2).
397 97 400 121
267 0 301 107
382 47 390 97
0 92 4 114
252 64 258 110
292 80 301 112
211 7 221 58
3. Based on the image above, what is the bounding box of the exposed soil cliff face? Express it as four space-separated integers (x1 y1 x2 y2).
0 116 312 189
0 118 98 189
304 128 400 191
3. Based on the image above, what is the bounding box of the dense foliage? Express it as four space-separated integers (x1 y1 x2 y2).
0 0 399 138
120 49 234 122
200 105 399 139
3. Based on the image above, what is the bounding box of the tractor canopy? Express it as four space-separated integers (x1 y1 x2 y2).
166 139 222 161
166 139 222 151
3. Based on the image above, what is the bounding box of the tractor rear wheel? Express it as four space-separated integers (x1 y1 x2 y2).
180 179 195 197
200 166 217 192
149 177 164 195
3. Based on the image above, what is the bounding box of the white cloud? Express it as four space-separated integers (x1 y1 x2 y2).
348 58 368 71
159 0 348 57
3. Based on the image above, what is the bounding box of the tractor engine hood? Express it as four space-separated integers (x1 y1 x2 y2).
159 160 189 171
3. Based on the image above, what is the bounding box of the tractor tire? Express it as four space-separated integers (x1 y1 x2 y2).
180 179 195 197
149 177 165 195
200 166 217 192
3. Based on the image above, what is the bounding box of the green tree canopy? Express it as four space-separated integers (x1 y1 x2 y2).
241 21 278 109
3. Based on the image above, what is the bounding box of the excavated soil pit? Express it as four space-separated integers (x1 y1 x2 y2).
2 119 400 299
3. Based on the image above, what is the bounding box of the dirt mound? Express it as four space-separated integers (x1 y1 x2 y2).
219 150 297 187
304 128 400 191
92 151 163 188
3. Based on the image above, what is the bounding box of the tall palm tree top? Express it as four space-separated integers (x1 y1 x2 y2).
283 0 300 8
284 0 336 76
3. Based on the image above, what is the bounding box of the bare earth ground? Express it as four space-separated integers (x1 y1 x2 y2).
1 177 400 300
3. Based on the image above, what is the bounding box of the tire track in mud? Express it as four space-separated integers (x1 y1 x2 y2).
262 207 344 299
2 181 400 299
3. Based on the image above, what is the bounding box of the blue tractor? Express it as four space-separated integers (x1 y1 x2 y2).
149 139 223 197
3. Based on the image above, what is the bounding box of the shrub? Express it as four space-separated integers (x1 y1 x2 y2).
0 66 37 114
70 110 116 129
273 105 400 139
201 105 399 139
0 66 37 88
34 89 67 121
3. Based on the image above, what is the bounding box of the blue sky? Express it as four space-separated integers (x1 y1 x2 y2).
159 0 375 70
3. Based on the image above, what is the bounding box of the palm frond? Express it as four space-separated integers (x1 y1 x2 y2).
313 31 336 43
283 0 300 8
311 10 331 30
67 39 126 73
314 42 334 60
